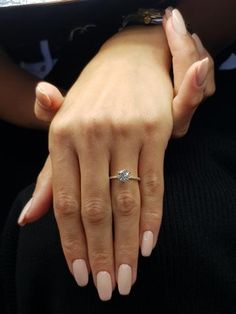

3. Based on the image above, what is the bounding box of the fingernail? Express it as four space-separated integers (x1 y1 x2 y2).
165 6 173 19
96 271 112 301
36 85 52 109
118 264 132 295
141 231 154 257
18 198 33 226
192 33 205 55
172 9 187 35
196 58 209 86
72 259 89 287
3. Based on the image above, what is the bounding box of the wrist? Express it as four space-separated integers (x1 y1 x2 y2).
98 25 171 71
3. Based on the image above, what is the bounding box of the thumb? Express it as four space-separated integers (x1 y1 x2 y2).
172 57 209 138
35 82 64 122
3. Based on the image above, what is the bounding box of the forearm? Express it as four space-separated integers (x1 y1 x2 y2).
178 0 236 55
0 50 47 129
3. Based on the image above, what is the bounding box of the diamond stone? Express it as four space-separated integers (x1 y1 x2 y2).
117 169 130 182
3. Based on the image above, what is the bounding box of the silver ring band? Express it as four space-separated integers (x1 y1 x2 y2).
109 169 141 183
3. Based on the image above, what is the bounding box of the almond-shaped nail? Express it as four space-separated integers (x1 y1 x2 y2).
96 271 112 301
196 58 209 87
172 9 187 35
118 264 132 295
192 33 205 55
141 231 154 257
18 198 32 226
72 259 89 287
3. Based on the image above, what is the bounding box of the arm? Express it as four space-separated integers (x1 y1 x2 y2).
0 49 47 129
178 0 236 55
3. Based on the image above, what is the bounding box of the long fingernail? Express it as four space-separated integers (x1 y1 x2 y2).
96 271 112 301
18 198 33 226
141 231 154 257
165 6 173 19
196 58 209 87
192 33 205 55
73 259 89 287
172 9 187 35
118 264 132 295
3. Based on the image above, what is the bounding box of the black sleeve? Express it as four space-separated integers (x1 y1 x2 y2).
0 0 178 44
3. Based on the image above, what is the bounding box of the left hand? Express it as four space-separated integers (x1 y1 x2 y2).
17 9 215 300
19 8 215 226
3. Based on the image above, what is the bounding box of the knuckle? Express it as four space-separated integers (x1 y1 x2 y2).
143 174 164 196
54 194 79 220
50 119 70 140
111 120 132 138
143 210 163 227
62 235 80 259
81 118 108 140
82 198 109 224
143 119 159 135
90 251 111 269
118 245 138 259
114 192 139 217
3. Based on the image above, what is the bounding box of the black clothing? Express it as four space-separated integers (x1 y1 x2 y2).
1 68 236 313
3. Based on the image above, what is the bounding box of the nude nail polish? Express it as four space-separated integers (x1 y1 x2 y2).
141 231 154 257
192 33 205 55
72 259 89 287
18 198 32 226
96 271 112 301
172 9 187 35
118 264 132 295
196 58 209 87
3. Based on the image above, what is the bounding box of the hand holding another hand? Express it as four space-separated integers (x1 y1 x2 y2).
18 9 215 301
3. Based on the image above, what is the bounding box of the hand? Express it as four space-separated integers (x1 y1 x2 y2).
20 25 173 301
19 9 215 226
17 9 215 300
163 7 215 137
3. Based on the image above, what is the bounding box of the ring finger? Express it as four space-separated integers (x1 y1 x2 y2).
110 141 141 296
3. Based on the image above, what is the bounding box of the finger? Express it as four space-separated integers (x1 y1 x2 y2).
163 8 200 94
139 136 166 258
110 142 140 296
18 156 52 226
172 58 209 138
35 82 64 122
79 139 114 301
49 130 89 288
192 33 216 97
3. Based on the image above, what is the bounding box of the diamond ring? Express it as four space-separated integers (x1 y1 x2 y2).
109 169 141 183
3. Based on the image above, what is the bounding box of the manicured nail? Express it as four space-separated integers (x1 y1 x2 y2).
96 271 112 301
192 33 205 55
196 58 209 87
18 198 33 226
118 264 132 295
72 259 89 287
141 231 154 257
172 9 187 35
165 6 173 19
36 85 52 109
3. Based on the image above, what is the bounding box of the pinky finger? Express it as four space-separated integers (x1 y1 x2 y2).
172 57 209 138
